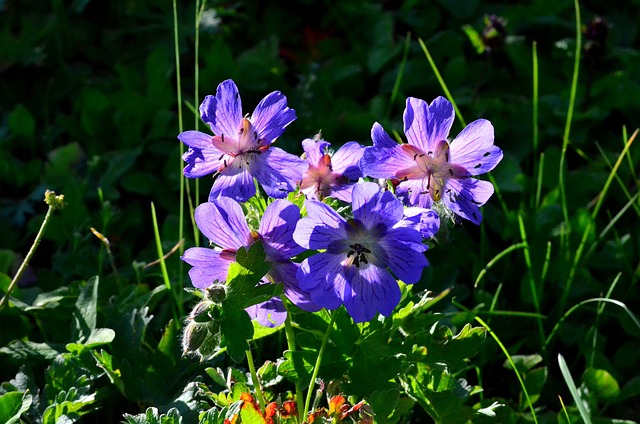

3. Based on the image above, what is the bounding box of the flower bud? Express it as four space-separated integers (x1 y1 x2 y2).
189 301 213 323
182 321 208 354
205 283 227 304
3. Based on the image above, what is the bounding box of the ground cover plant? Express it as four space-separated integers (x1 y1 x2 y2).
1 0 640 422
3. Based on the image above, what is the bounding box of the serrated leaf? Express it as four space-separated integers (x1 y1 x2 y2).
278 350 316 384
220 305 253 363
93 349 125 394
425 323 486 369
226 243 271 306
0 391 32 424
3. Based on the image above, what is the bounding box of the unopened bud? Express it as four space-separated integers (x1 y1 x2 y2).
189 301 213 323
44 190 66 211
182 321 208 354
205 283 227 304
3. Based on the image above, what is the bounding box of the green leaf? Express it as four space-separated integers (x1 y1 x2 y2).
583 368 620 402
226 243 271 304
522 366 547 407
425 323 486 369
277 350 316 384
251 319 283 341
93 349 125 394
404 364 479 424
67 328 116 353
0 391 32 424
73 276 99 342
220 305 253 363
8 104 35 139
205 367 227 388
369 389 400 424
239 397 266 424
257 360 281 388
0 340 62 361
504 354 544 374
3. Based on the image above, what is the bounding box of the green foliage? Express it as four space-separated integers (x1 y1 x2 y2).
2 0 640 422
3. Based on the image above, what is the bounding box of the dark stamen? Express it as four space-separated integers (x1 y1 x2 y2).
483 152 491 157
348 243 371 268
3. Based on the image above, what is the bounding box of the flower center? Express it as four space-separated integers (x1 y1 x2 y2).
212 118 269 172
340 219 387 268
396 140 468 201
346 243 372 268
300 154 338 199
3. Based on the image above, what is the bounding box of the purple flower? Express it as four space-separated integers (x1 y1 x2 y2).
292 182 431 323
178 79 308 202
399 207 441 239
361 97 503 224
299 138 364 202
181 197 319 327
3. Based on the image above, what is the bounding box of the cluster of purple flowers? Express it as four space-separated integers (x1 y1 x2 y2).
179 79 502 325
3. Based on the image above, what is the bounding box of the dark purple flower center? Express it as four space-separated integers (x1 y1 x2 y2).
346 243 372 268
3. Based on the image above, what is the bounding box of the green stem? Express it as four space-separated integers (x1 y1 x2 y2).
282 300 305 424
172 0 186 301
517 214 545 350
304 312 337 418
246 347 266 411
151 202 183 320
532 41 540 210
558 0 582 235
0 205 55 311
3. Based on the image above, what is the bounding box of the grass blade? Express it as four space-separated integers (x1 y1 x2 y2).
545 295 640 349
417 37 466 128
453 301 539 424
558 0 582 235
558 129 638 313
558 353 592 424
386 32 412 119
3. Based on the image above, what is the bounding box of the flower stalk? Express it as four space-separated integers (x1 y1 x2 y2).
0 190 65 311
303 312 337 418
